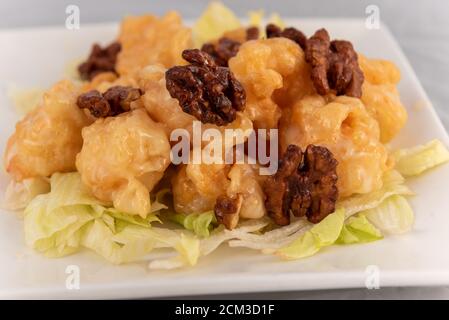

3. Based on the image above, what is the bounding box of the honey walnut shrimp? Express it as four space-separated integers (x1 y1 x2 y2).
76 109 170 217
116 11 192 76
280 94 389 197
229 37 315 131
359 54 407 143
4 80 92 181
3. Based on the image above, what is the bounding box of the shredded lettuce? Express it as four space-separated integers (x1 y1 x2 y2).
192 1 241 47
363 195 415 235
171 211 217 238
1 177 50 211
276 209 345 260
336 215 383 244
392 139 449 177
23 173 199 265
149 218 269 270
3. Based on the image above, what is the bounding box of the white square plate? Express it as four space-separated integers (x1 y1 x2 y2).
1 18 449 299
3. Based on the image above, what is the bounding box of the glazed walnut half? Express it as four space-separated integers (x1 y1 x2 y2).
264 144 338 225
305 28 364 98
165 49 246 126
201 27 260 67
77 86 142 118
266 24 307 50
78 42 121 81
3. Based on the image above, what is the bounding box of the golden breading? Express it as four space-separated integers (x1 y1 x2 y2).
116 11 193 76
229 38 315 131
76 109 170 217
4 80 91 181
172 162 230 214
171 160 265 220
226 163 266 219
359 54 407 142
280 94 389 197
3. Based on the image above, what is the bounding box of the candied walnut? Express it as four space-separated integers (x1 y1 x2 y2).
77 86 142 118
201 39 237 67
266 24 307 49
201 38 241 67
214 194 243 230
165 49 245 126
201 27 260 67
246 26 260 40
264 144 338 225
305 28 364 98
78 42 121 81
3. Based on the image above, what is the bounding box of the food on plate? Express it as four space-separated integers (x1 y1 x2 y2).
76 109 170 217
4 80 92 181
2 2 448 269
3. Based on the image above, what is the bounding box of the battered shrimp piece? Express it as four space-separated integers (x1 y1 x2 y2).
171 162 230 214
172 158 266 220
229 38 314 130
116 12 193 76
4 80 91 181
359 54 407 143
76 109 171 217
280 94 389 197
226 163 266 219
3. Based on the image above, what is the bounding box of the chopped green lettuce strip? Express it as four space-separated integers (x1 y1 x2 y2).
23 172 199 265
171 211 217 238
336 215 383 244
363 195 415 235
276 209 345 260
392 139 449 177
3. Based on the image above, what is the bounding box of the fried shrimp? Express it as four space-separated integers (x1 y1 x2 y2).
280 94 389 197
172 162 230 214
229 37 314 130
4 80 91 181
359 54 407 143
76 109 171 217
172 158 265 223
116 11 193 76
